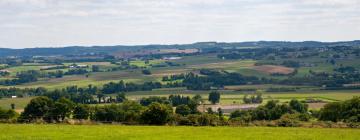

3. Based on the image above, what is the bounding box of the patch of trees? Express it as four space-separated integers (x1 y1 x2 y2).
101 80 162 94
266 87 297 92
182 72 262 90
281 60 300 68
279 72 360 87
0 87 46 98
162 74 185 81
242 94 263 104
0 71 10 77
208 91 220 104
334 66 357 73
40 65 67 71
0 70 39 85
0 107 17 122
64 68 89 75
230 99 310 126
319 97 360 123
141 69 151 75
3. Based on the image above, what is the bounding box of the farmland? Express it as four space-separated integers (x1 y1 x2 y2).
0 124 359 140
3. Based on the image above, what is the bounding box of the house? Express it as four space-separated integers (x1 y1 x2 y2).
163 57 182 60
69 64 88 68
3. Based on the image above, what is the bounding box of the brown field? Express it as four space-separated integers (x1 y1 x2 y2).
253 65 294 74
307 103 327 109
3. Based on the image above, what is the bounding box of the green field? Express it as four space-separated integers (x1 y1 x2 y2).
1 89 358 110
0 124 359 140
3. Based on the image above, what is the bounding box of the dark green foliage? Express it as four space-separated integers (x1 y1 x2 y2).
230 99 308 122
73 104 90 120
277 113 301 127
281 60 300 68
142 69 151 75
102 80 162 94
334 66 356 73
65 68 88 75
208 91 220 104
140 103 172 125
175 105 191 116
116 93 127 103
92 65 100 72
0 107 17 120
319 97 360 122
243 94 263 104
169 95 190 106
46 98 75 122
183 72 260 90
93 101 143 123
20 96 54 122
289 99 308 113
140 96 170 106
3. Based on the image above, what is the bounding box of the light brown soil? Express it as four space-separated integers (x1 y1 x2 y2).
252 65 294 74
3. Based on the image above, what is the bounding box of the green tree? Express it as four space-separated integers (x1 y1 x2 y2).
289 99 308 113
116 93 127 103
208 91 220 104
175 105 191 116
73 104 90 120
20 96 54 122
140 102 172 125
46 98 75 122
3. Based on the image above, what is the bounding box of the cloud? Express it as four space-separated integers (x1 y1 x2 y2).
0 0 359 48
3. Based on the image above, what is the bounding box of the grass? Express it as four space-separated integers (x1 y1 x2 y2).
1 88 358 110
0 97 33 110
0 124 359 140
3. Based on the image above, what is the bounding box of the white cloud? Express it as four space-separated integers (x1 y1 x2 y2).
0 0 359 48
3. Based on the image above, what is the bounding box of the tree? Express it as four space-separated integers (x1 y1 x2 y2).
140 102 172 125
192 94 202 104
175 105 191 116
73 104 90 120
46 98 75 122
208 91 220 104
20 96 54 122
289 99 308 113
0 107 17 120
92 65 100 72
10 103 15 110
97 93 105 103
142 69 151 75
116 93 127 103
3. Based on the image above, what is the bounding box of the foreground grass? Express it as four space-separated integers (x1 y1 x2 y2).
0 124 359 140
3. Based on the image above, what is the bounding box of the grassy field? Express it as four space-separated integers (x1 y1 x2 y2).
0 97 33 111
0 124 359 140
0 89 358 110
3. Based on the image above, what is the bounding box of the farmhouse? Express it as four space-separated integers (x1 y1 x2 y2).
163 57 182 60
69 64 88 68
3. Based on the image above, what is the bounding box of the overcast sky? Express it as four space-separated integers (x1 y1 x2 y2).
0 0 359 48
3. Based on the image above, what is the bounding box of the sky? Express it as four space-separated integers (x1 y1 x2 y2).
0 0 359 48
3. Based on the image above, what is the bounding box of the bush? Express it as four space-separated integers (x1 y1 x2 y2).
142 69 151 75
175 105 191 116
277 113 300 127
140 103 172 125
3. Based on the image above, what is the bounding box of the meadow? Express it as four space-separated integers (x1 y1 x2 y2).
1 89 359 110
0 124 359 140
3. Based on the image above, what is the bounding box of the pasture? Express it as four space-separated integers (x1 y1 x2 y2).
0 124 359 140
0 88 359 111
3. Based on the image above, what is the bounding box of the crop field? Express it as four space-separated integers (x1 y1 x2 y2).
0 124 359 140
0 97 33 111
0 88 360 111
3 52 358 89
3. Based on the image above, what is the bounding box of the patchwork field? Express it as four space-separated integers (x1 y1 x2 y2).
0 124 359 140
1 89 358 111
